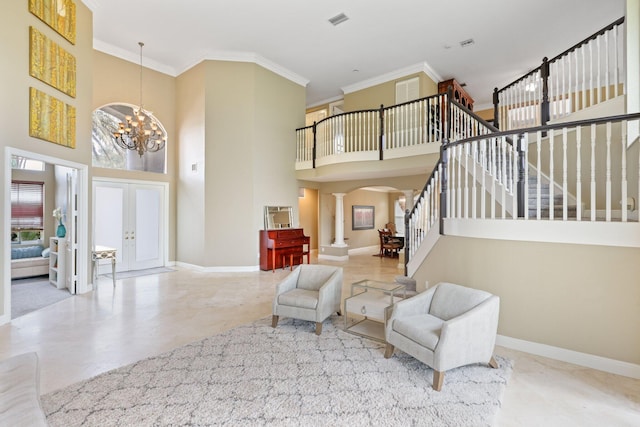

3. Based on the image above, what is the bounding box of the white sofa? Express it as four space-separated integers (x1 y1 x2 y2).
11 245 49 279
0 352 48 426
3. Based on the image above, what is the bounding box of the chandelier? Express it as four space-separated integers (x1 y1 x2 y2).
113 42 166 156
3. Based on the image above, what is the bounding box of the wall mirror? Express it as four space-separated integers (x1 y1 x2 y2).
264 206 293 229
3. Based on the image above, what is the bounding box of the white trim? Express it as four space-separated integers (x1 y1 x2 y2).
348 245 378 255
4 148 90 325
80 0 98 12
496 335 640 379
444 218 640 248
318 254 349 261
93 41 310 88
342 62 443 95
93 39 177 76
174 261 259 273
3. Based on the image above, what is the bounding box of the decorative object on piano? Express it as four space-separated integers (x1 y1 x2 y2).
259 228 310 271
113 42 167 157
352 205 375 230
264 206 293 229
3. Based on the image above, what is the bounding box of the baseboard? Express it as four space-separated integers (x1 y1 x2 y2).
174 261 259 273
496 335 640 379
0 313 9 325
348 245 378 255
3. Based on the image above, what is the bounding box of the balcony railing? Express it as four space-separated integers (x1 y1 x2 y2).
296 93 448 169
493 17 625 131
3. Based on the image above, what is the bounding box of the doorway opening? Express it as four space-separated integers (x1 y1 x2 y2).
3 147 88 324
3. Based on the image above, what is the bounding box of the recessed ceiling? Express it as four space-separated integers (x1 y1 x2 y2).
85 0 626 109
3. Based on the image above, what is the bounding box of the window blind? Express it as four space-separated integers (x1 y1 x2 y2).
11 181 44 229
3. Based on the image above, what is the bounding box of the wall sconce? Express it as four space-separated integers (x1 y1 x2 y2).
298 188 305 198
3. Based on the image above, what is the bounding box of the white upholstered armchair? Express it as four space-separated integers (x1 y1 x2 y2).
384 282 500 391
272 264 343 335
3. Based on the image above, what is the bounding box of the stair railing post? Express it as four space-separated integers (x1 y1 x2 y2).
312 121 317 169
379 104 385 160
493 87 500 129
541 57 550 126
446 87 453 141
404 208 410 275
439 142 448 235
516 134 526 218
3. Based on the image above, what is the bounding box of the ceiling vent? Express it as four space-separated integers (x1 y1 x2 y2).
459 38 475 48
329 13 349 26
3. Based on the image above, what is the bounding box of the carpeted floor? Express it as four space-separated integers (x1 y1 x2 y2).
11 276 72 319
42 315 512 427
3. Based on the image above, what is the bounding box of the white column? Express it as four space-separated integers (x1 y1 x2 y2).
332 193 348 247
402 190 415 212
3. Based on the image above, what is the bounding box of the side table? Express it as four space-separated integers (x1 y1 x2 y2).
344 279 405 342
92 245 117 288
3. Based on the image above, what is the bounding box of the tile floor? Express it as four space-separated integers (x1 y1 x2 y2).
0 250 638 426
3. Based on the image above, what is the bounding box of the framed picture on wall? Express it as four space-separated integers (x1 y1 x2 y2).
352 205 374 230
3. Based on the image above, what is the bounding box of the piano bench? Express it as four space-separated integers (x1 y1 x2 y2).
282 251 310 271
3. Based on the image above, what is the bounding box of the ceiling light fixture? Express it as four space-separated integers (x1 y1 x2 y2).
113 42 166 156
328 13 349 26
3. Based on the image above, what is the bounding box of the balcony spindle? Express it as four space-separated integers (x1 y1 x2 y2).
576 126 582 221
562 128 568 220
606 122 612 221
621 121 627 222
590 124 596 221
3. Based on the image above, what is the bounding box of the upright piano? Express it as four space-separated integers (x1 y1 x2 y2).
260 228 310 271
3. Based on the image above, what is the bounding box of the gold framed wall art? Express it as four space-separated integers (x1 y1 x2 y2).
29 27 76 98
29 0 76 45
29 87 76 148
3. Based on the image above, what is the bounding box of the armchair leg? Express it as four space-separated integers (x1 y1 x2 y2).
315 322 322 335
271 315 279 328
384 344 395 359
489 356 499 369
433 370 444 391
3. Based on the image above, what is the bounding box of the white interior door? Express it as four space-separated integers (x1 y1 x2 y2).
93 180 165 274
65 170 77 293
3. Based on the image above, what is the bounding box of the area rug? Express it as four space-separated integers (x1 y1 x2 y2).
42 316 512 427
103 267 175 280
11 276 72 319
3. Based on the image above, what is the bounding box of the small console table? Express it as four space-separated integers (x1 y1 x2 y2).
91 245 117 288
344 279 406 342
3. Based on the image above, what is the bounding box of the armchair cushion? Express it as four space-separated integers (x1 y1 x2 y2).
393 314 444 350
296 266 337 291
277 288 318 310
429 282 492 321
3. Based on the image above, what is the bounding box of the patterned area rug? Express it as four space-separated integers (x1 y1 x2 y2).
42 316 512 426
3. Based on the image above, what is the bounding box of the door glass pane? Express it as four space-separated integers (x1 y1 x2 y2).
135 188 160 262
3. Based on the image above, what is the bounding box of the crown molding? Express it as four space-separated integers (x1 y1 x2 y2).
184 51 309 87
306 94 345 109
93 39 178 76
80 0 99 12
342 62 443 95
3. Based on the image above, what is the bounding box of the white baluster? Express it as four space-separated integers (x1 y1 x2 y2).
457 145 462 219
606 122 612 222
576 126 582 221
562 127 568 221
567 51 572 115
582 47 587 110
491 138 496 219
536 130 542 220
481 139 486 219
596 35 601 105
589 41 595 107
561 56 566 117
575 50 580 113
501 138 506 219
524 133 529 220
621 120 627 222
464 143 469 219
605 30 610 100
549 129 555 220
614 25 620 96
590 124 596 221
472 140 477 219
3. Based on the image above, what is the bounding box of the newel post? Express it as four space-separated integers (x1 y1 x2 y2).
492 88 500 129
516 134 526 218
379 104 385 160
541 57 550 126
439 142 448 235
312 121 317 169
404 208 410 275
446 87 453 141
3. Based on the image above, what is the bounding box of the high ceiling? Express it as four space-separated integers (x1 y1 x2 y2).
84 0 626 109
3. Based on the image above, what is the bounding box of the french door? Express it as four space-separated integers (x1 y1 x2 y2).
93 179 166 273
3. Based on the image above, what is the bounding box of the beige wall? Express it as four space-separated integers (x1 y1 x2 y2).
344 72 439 112
0 1 94 317
298 188 319 250
92 50 177 262
175 60 305 268
343 189 390 248
413 236 640 364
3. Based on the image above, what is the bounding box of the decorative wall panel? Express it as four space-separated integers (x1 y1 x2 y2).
29 27 76 97
29 87 76 148
29 0 76 45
